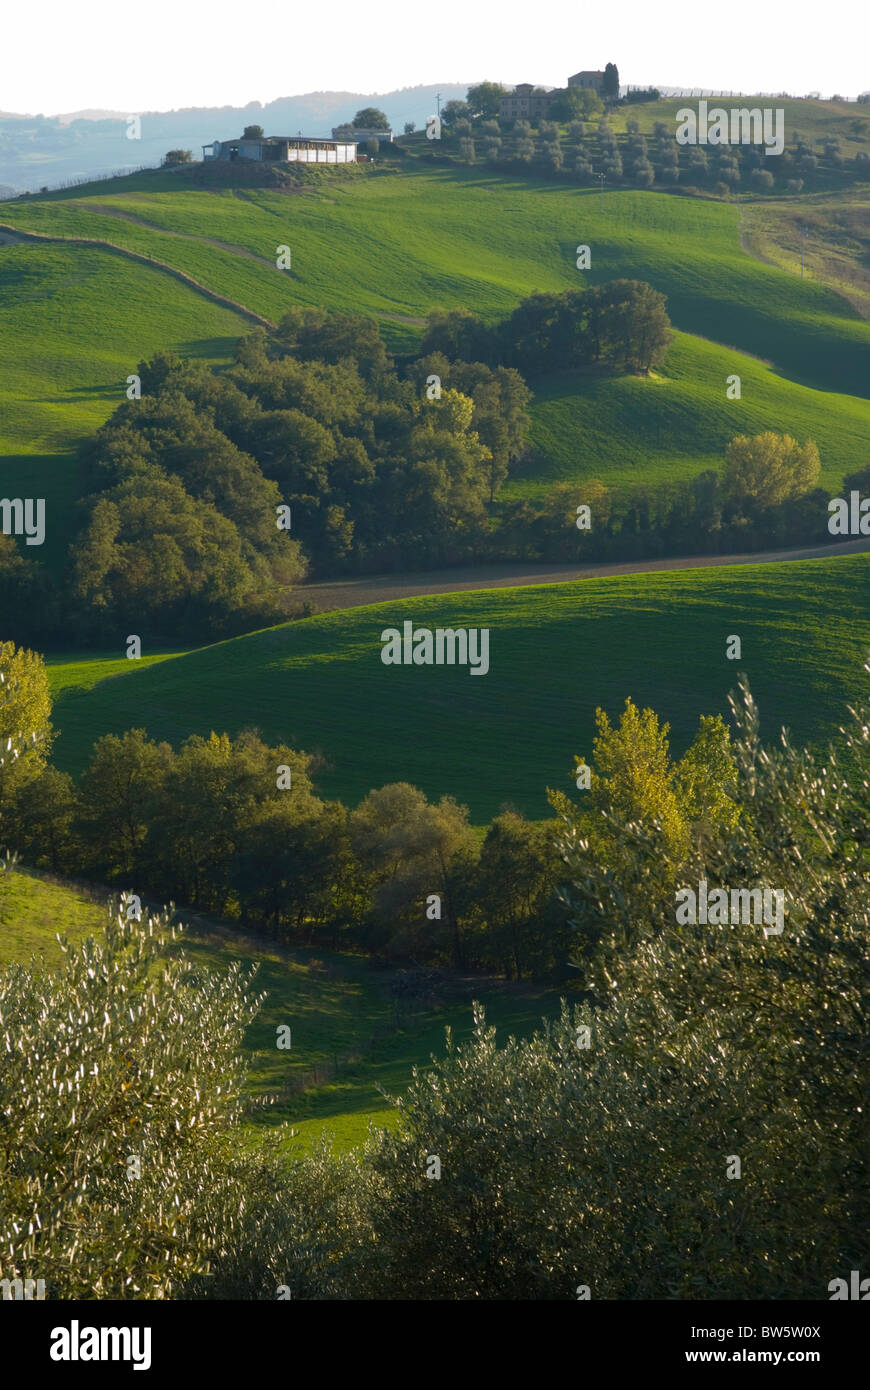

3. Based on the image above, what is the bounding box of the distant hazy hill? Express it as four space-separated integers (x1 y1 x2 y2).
0 84 470 193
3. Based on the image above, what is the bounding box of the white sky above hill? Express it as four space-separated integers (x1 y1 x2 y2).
6 0 867 114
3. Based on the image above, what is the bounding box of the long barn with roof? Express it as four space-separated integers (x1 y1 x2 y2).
202 133 358 164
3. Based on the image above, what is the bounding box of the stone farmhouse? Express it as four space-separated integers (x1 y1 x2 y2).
498 84 553 121
569 70 606 95
499 67 608 120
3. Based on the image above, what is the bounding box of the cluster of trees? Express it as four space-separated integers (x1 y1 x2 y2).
0 644 570 978
1 289 675 647
441 74 618 131
497 431 825 564
2 726 572 980
2 661 866 1298
421 280 673 374
0 295 836 654
0 307 534 643
0 639 760 984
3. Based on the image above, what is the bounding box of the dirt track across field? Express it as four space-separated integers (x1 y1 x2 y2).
298 536 870 613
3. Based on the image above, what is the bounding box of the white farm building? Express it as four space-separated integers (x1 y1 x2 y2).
202 134 358 164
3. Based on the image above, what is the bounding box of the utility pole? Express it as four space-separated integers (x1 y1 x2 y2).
596 171 606 193
436 93 442 117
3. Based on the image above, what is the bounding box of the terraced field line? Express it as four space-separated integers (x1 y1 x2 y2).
81 202 279 266
0 221 275 327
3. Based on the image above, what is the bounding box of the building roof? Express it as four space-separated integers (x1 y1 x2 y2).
569 70 605 79
220 134 357 146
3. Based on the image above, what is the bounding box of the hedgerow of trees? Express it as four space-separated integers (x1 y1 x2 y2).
0 639 747 980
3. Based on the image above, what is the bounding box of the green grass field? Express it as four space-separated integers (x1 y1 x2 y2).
0 866 563 1152
2 160 869 528
516 329 870 497
44 554 870 823
607 95 870 151
5 168 869 387
0 241 246 565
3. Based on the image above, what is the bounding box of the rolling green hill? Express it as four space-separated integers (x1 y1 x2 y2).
0 865 562 1152
2 161 869 531
0 240 247 563
46 553 870 823
4 168 869 392
517 330 870 497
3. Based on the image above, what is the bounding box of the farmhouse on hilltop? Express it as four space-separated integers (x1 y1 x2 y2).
499 67 612 119
498 84 555 121
202 134 358 164
568 70 605 94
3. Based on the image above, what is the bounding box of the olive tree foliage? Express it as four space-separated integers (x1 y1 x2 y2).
349 670 870 1298
0 898 276 1299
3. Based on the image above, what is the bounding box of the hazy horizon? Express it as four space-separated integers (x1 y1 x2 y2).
6 0 867 115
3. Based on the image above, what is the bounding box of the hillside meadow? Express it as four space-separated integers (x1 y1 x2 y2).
0 866 563 1152
4 168 869 392
516 329 870 497
1 162 868 545
44 553 870 823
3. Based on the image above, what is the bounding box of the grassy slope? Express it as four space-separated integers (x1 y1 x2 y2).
739 191 870 321
1 164 868 525
0 867 562 1152
517 330 870 497
0 241 247 566
5 170 870 392
45 554 870 823
607 96 870 150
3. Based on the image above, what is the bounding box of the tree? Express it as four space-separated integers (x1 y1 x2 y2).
4 766 77 871
723 432 820 508
427 359 531 501
270 305 389 378
76 729 173 878
751 168 774 190
442 99 471 126
419 307 493 363
602 62 620 101
403 121 415 135
551 86 602 121
163 149 193 165
0 641 53 813
0 899 266 1298
586 696 689 853
466 82 506 119
348 783 477 963
148 730 319 915
353 107 389 130
474 811 566 978
549 696 740 974
70 475 266 636
243 124 264 139
588 279 672 371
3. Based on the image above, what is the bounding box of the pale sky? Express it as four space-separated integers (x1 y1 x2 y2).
6 0 868 114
